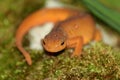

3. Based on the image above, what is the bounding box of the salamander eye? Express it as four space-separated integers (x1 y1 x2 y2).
42 40 45 45
61 42 64 45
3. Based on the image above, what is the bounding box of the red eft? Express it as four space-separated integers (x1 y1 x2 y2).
15 8 101 65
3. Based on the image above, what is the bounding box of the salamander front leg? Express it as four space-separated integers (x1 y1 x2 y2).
66 36 83 57
94 29 102 42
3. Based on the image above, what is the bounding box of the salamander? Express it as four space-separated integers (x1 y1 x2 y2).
15 8 101 65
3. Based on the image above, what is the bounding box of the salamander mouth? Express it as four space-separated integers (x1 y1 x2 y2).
43 44 66 53
44 47 64 53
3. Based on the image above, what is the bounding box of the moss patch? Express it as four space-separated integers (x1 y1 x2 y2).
0 42 120 80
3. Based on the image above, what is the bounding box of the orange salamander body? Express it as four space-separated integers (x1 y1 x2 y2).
15 8 101 65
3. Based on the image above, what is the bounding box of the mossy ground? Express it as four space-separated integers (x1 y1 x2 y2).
0 0 120 80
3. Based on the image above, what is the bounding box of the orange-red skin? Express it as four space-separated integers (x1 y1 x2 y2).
15 8 80 65
15 8 101 65
42 14 101 56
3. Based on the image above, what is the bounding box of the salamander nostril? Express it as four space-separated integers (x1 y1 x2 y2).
61 42 64 45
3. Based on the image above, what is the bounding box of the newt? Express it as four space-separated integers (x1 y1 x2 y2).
15 8 101 65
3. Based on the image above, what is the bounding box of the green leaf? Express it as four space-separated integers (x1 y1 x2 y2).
82 0 120 33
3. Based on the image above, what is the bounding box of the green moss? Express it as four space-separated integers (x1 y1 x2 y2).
1 42 120 80
25 43 120 80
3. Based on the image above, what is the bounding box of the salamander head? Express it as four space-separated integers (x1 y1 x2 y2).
42 28 67 52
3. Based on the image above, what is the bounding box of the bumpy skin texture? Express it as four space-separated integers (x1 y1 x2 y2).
16 8 80 65
15 8 101 65
42 14 101 56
